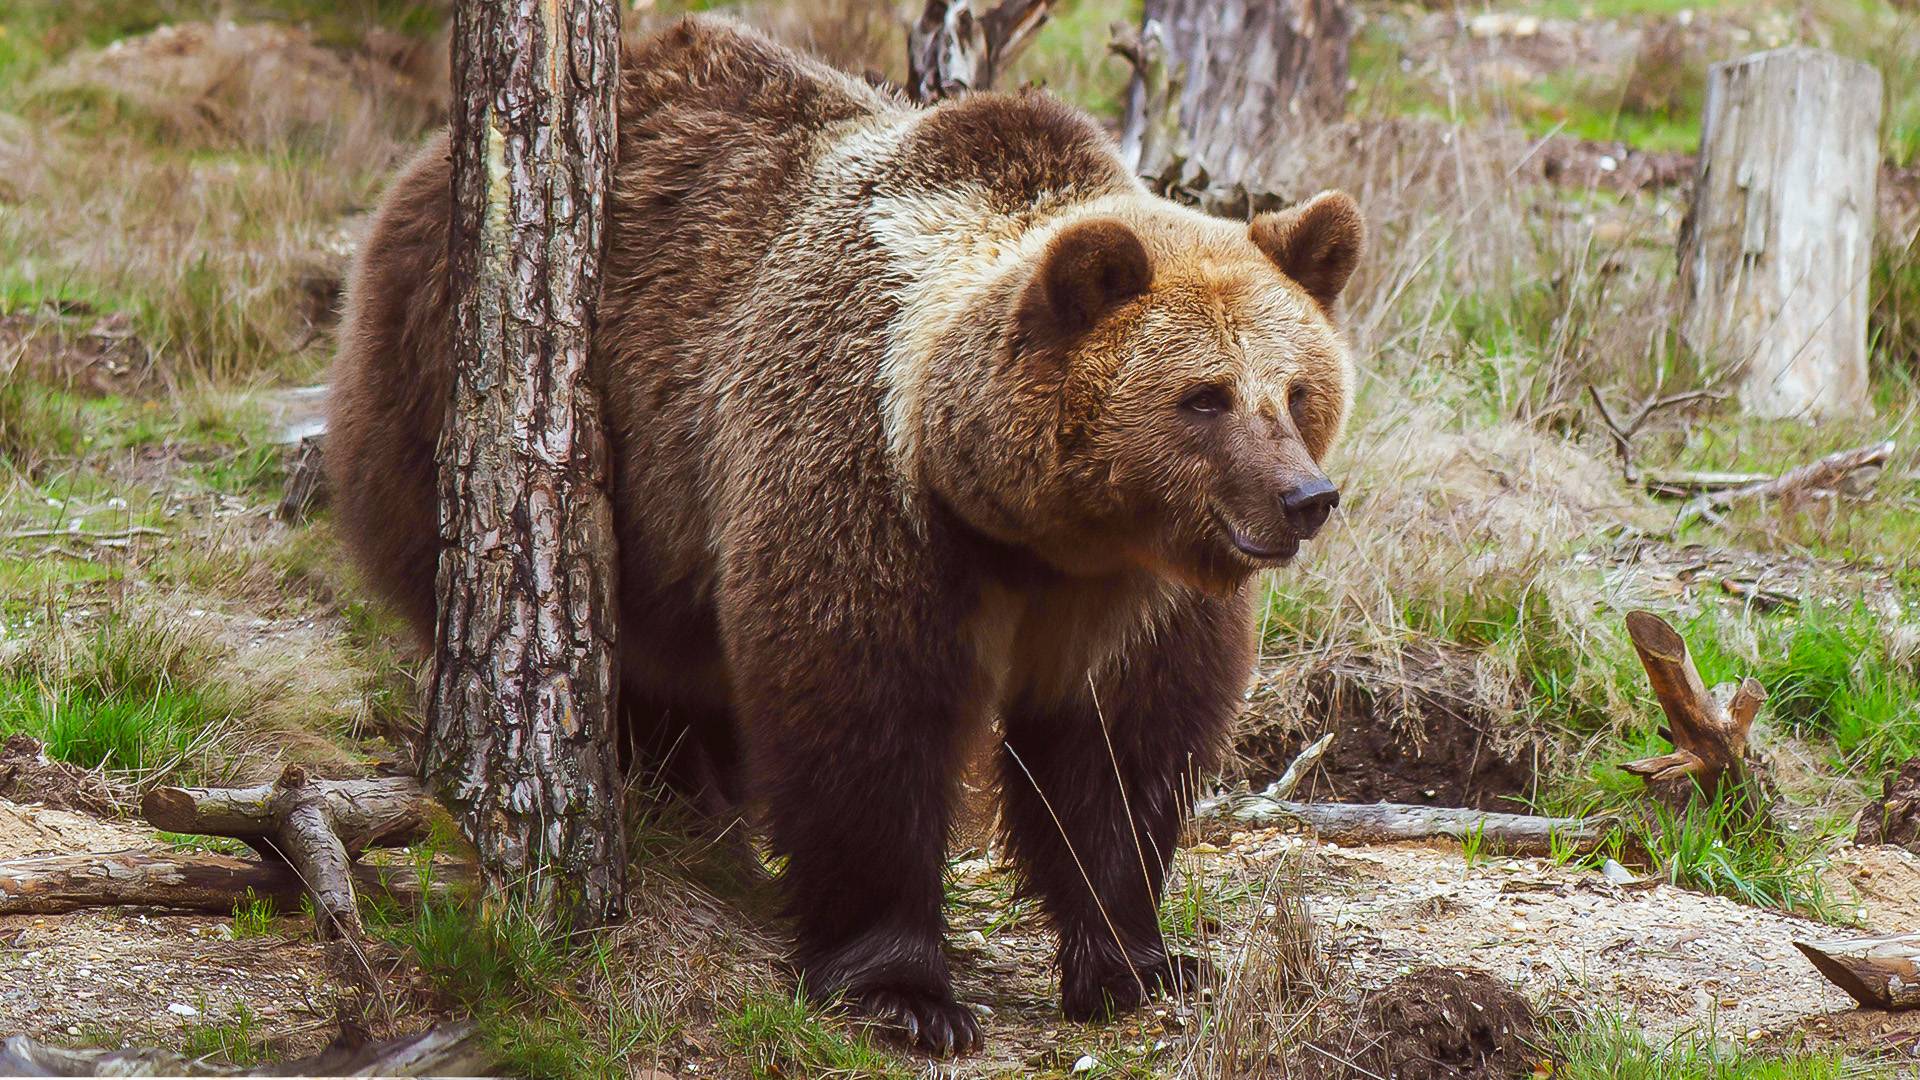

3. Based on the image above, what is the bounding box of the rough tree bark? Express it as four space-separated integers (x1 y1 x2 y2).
1677 47 1881 419
431 0 626 928
1118 0 1353 194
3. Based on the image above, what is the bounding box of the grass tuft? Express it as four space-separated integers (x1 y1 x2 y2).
179 1002 271 1068
718 990 909 1080
0 613 236 780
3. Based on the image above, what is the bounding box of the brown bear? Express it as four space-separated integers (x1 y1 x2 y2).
326 16 1362 1056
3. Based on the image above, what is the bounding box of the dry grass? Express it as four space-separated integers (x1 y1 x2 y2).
1174 850 1341 1079
1 19 439 386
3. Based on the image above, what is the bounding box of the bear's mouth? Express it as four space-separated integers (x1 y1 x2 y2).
1208 506 1299 564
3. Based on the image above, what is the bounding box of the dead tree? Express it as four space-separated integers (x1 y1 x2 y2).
907 0 1055 102
1678 47 1881 419
431 0 626 928
1117 0 1353 196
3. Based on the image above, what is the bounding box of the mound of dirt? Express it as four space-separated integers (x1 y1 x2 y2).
1302 966 1542 1080
44 21 442 152
1856 757 1920 853
0 735 119 816
1239 643 1533 811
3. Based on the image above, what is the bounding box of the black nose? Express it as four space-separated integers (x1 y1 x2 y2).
1281 477 1340 539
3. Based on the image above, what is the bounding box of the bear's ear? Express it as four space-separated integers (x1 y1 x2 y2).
1016 217 1153 345
1249 191 1365 313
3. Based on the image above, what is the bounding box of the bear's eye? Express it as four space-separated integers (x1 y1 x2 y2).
1180 385 1232 416
1288 384 1311 423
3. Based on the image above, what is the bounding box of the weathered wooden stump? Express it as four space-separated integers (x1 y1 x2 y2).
1677 47 1882 419
1795 933 1920 1010
1118 0 1352 194
906 0 1055 102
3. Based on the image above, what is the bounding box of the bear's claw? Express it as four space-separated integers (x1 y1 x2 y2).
853 987 983 1057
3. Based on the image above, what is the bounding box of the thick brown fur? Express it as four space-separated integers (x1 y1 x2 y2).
327 17 1363 1056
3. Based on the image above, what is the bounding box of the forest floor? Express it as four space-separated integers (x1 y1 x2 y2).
3 0 1920 1077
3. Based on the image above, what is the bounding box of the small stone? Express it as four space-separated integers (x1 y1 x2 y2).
1072 1054 1098 1073
1601 859 1635 885
167 1002 199 1018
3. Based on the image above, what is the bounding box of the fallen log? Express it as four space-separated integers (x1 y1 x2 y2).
1794 933 1920 1010
1674 439 1895 529
1642 468 1773 499
0 849 460 916
142 771 433 856
1620 609 1767 809
1195 794 1605 856
0 1023 486 1077
138 766 439 939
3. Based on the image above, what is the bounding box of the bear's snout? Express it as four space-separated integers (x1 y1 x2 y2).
1280 476 1339 540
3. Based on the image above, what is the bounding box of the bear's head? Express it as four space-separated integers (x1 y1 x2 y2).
966 191 1364 592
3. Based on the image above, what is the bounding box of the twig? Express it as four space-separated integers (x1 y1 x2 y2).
1264 732 1334 801
1586 385 1727 485
2 525 165 542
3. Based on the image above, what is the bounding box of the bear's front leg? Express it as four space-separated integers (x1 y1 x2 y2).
720 549 986 1056
999 589 1255 1021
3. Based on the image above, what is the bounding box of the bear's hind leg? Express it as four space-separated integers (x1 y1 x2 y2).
617 696 742 821
998 591 1254 1021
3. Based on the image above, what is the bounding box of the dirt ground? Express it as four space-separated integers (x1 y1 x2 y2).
4 777 1919 1074
0 800 348 1060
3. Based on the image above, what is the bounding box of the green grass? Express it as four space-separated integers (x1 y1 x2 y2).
0 613 236 779
1351 0 1917 165
1553 1014 1873 1078
1632 797 1842 921
179 1002 271 1068
0 0 445 86
1687 603 1920 787
158 830 250 855
718 991 910 1080
369 873 680 1080
0 381 87 476
230 888 278 938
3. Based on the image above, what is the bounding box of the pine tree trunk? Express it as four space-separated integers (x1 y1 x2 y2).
1120 0 1352 192
1677 47 1881 419
430 0 625 928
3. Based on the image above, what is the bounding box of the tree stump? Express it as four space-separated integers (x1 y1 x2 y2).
1118 0 1352 194
1620 611 1772 818
1795 933 1920 1010
1677 47 1881 419
432 0 627 929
